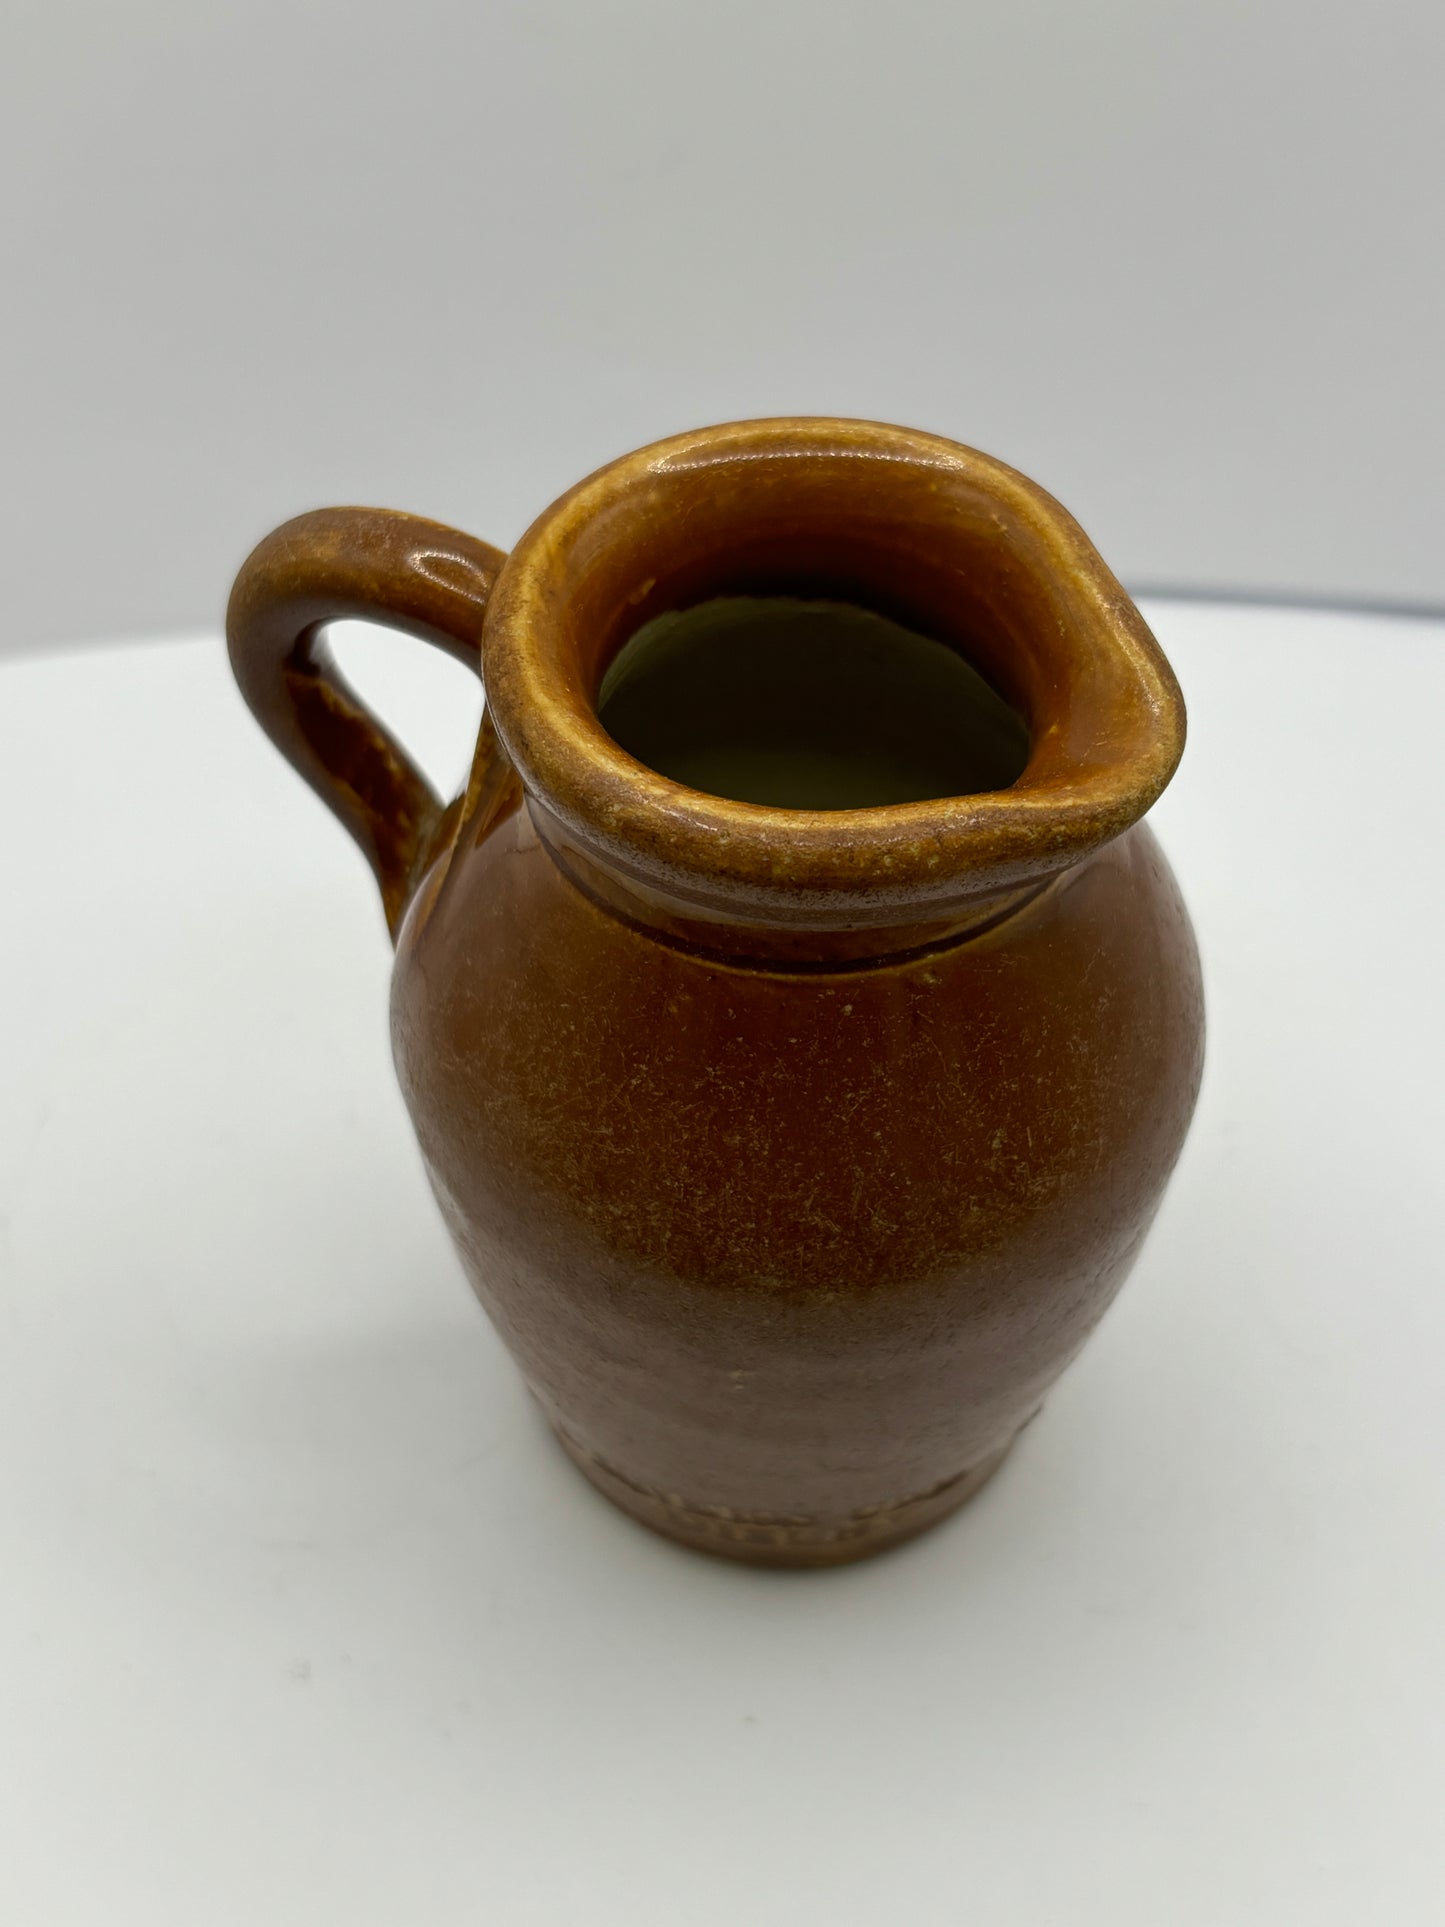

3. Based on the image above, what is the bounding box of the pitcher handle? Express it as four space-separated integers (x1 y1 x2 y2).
226 507 506 938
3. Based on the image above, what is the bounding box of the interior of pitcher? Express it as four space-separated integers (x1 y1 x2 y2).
559 440 1060 814
483 423 1182 923
596 592 1030 811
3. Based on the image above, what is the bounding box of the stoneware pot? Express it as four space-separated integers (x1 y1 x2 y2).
227 418 1204 1567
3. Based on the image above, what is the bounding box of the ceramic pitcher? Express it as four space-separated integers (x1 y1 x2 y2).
227 418 1204 1566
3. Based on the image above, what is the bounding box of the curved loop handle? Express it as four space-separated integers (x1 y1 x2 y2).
227 507 506 938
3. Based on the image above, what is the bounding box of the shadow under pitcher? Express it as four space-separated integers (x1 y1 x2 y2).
226 418 1204 1567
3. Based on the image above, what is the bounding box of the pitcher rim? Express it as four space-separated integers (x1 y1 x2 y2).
479 417 1185 926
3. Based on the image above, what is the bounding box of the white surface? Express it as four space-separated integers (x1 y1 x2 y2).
1 602 1443 1924
5 0 1445 653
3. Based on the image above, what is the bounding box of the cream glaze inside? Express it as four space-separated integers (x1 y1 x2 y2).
597 594 1030 812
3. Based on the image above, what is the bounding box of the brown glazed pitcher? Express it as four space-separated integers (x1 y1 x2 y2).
227 419 1204 1567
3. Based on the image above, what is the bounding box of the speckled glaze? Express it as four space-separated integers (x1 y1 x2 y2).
227 419 1204 1566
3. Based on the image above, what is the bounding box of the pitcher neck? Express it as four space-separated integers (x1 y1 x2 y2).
529 796 1053 968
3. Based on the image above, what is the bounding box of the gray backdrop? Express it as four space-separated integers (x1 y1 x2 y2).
4 0 1442 654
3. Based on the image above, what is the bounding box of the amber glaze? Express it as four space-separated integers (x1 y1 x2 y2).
227 419 1204 1566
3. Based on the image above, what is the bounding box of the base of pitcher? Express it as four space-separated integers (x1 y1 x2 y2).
552 1428 1019 1568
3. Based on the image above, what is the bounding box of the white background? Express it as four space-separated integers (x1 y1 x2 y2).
3 0 1445 653
1 601 1442 1923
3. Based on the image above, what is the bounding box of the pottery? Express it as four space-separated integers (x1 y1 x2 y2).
227 418 1204 1567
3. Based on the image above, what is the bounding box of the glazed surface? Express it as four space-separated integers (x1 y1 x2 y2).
226 418 1205 1565
394 795 1203 1563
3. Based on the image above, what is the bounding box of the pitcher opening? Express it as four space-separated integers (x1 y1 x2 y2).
597 595 1030 811
480 418 1184 932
